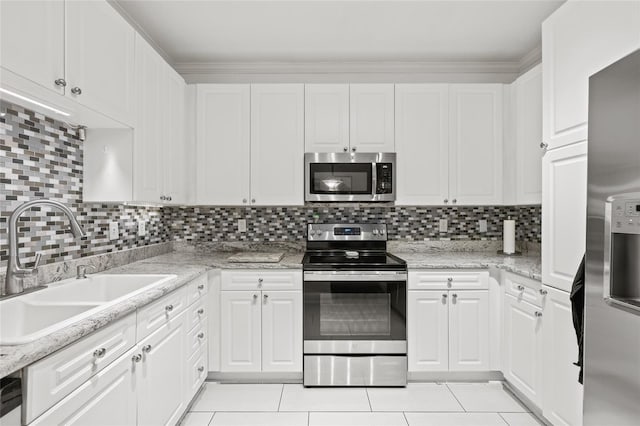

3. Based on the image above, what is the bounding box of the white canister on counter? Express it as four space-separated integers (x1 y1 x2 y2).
503 218 516 254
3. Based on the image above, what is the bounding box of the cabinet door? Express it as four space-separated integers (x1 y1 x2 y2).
449 84 503 205
305 84 349 153
30 348 137 426
66 0 135 125
261 291 303 372
250 84 304 205
221 291 262 372
542 141 588 292
0 1 64 95
196 84 250 205
137 311 187 426
542 1 640 150
515 65 543 205
163 68 188 204
349 84 395 152
541 286 583 426
133 34 164 203
395 84 449 205
407 291 449 372
448 290 489 371
503 293 543 406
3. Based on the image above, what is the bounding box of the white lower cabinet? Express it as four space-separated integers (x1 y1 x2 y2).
220 270 302 373
503 293 543 406
26 274 210 426
30 347 138 426
541 285 583 426
136 311 187 426
408 270 490 373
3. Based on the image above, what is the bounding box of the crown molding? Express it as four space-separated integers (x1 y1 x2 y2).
518 45 542 74
174 60 522 76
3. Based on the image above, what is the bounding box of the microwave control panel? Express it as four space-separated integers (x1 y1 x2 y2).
612 198 640 234
375 163 393 194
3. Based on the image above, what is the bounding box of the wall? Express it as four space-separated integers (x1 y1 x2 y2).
1 99 541 273
164 205 541 244
0 101 168 271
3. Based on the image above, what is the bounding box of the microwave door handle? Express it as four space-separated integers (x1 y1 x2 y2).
372 162 377 197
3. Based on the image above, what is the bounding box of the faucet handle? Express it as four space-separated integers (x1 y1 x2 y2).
32 253 42 268
76 264 96 279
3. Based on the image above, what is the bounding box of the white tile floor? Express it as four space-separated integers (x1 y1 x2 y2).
183 382 544 426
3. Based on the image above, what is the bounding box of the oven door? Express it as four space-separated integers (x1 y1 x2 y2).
303 271 407 354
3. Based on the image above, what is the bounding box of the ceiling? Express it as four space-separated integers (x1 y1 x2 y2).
114 0 563 77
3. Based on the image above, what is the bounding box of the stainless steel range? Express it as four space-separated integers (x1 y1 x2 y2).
302 223 407 387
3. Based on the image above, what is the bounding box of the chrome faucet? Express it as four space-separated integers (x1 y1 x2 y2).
3 199 86 296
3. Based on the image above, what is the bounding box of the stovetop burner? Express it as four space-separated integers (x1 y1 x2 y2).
302 250 406 270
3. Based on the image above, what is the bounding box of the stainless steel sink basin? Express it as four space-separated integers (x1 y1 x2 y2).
0 274 176 345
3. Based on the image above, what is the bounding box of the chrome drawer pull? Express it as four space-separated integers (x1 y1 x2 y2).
198 284 205 290
165 304 174 312
132 354 142 363
198 366 205 373
197 308 205 315
539 289 548 295
142 344 152 353
535 311 543 318
197 332 205 339
517 285 525 291
93 348 106 358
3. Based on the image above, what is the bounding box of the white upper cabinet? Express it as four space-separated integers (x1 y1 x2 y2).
514 65 543 205
66 0 136 126
349 84 395 153
0 0 65 96
449 84 504 205
196 84 251 205
305 84 350 153
395 84 449 205
251 84 304 206
542 1 640 150
162 68 188 205
542 141 588 292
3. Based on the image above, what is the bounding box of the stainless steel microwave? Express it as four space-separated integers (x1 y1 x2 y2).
304 152 396 202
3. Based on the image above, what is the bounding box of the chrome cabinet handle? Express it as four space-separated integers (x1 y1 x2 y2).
263 294 269 303
197 308 205 315
54 78 67 87
165 304 174 312
142 344 152 353
243 198 247 204
539 289 548 295
540 142 548 149
160 195 166 201
452 199 457 204
93 348 106 358
452 293 458 299
258 278 263 287
251 198 256 203
197 332 205 339
442 293 448 300
447 277 453 288
535 311 543 318
198 366 205 372
343 147 348 152
351 147 356 152
166 196 172 201
132 354 142 363
198 284 205 290
253 294 258 300
71 87 82 95
444 199 449 204
517 285 525 291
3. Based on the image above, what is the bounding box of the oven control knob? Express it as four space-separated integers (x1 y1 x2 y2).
372 229 379 235
380 229 385 234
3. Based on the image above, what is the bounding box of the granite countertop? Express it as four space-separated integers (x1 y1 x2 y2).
0 262 211 378
391 251 541 281
137 251 304 269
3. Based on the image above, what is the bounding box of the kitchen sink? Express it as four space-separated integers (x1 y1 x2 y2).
0 274 176 345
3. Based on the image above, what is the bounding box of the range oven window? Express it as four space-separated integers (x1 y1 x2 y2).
309 163 372 194
304 281 406 341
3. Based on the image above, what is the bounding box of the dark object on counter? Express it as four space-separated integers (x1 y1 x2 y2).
0 376 21 417
570 254 585 384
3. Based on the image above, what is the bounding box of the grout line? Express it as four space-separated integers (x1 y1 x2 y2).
445 383 466 412
497 412 511 425
307 411 310 426
277 384 285 411
402 411 410 426
207 412 216 426
365 388 373 411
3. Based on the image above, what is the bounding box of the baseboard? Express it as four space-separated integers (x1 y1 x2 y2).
502 381 550 426
208 372 303 383
408 370 504 382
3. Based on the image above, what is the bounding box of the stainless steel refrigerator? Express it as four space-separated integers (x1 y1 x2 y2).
585 48 640 424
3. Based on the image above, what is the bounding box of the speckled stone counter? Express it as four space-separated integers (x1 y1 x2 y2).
138 251 303 269
0 262 211 378
392 251 542 281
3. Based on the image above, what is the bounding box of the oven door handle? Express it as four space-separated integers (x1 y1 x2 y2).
303 271 407 282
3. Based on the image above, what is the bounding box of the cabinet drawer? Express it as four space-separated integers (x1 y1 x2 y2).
187 349 207 399
24 314 136 424
504 273 544 308
409 270 489 290
187 273 209 305
222 270 302 291
137 286 188 340
187 321 208 360
187 297 207 331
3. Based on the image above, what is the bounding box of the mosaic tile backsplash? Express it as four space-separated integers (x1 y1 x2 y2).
0 101 169 270
0 99 540 271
